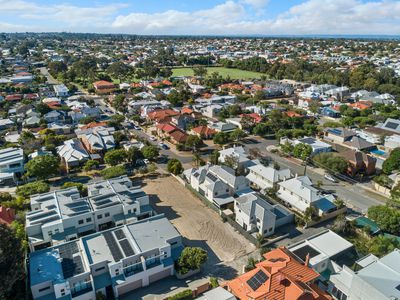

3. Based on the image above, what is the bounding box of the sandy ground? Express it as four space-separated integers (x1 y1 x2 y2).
138 176 255 263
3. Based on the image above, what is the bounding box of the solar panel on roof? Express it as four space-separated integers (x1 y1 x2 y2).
114 229 126 240
246 270 269 291
292 245 320 262
206 173 218 182
385 122 399 130
57 242 84 278
103 231 124 262
119 239 135 257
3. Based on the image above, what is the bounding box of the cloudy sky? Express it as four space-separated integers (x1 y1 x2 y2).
1 0 400 35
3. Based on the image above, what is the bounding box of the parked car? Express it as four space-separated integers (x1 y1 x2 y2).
324 174 337 183
159 143 170 150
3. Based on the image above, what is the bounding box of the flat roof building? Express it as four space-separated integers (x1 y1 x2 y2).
26 176 153 251
29 215 183 300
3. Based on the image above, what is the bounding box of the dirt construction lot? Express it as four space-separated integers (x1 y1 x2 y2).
138 176 255 264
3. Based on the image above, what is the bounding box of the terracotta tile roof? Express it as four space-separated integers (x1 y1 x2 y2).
162 79 173 86
224 247 330 300
93 80 115 89
156 123 179 133
349 101 372 110
147 109 180 122
192 125 216 136
220 83 245 90
169 130 188 143
0 206 15 225
81 121 108 130
5 94 22 101
285 111 303 118
240 113 263 123
181 107 194 115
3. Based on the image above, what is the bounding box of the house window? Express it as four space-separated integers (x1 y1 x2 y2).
105 212 110 217
133 208 137 213
61 289 65 296
268 227 273 232
78 220 84 225
86 218 91 222
128 209 131 214
54 229 59 233
97 214 102 219
214 192 218 196
39 286 50 293
115 269 119 275
48 231 52 236
95 267 105 272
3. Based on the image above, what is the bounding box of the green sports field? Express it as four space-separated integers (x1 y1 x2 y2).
171 67 265 80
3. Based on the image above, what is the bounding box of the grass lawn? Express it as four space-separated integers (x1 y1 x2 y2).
172 67 265 80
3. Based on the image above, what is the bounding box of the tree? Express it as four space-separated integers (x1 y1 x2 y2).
167 159 183 175
209 150 220 165
25 155 59 179
368 235 400 257
332 214 355 236
35 102 51 115
213 132 230 146
368 205 400 235
142 145 159 160
62 182 88 197
303 206 318 224
252 123 270 136
176 247 207 274
0 224 24 299
293 143 312 161
16 181 50 198
230 128 247 142
126 147 144 166
313 152 348 174
0 192 13 203
104 149 127 165
100 165 127 179
185 135 202 152
83 160 100 172
106 62 132 82
223 154 240 170
111 95 126 113
382 148 400 174
192 66 208 77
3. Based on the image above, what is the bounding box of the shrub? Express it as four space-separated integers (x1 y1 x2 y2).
83 160 100 172
176 247 207 275
62 182 88 197
100 165 127 179
209 277 219 289
16 181 50 198
167 159 183 175
168 289 193 300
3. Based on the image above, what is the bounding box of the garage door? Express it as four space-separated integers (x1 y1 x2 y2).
149 269 171 284
117 279 142 296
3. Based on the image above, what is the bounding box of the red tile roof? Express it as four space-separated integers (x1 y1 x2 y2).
181 107 194 115
93 80 115 89
224 247 331 300
0 206 16 225
240 113 263 124
147 109 180 122
81 121 108 130
156 123 179 133
192 125 216 136
169 130 188 143
5 94 22 101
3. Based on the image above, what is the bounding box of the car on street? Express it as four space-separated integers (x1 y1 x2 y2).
324 174 337 183
159 143 170 150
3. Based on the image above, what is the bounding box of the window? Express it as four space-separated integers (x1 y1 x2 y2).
61 289 65 296
54 229 59 233
128 209 131 214
48 231 52 236
39 286 50 293
268 227 273 232
170 241 178 246
105 212 110 217
97 214 102 219
115 269 119 275
95 267 105 272
86 218 91 222
133 208 137 213
78 220 84 225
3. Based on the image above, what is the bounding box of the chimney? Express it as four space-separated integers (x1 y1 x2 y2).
305 253 310 266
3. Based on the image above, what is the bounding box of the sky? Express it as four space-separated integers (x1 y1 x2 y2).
1 0 400 35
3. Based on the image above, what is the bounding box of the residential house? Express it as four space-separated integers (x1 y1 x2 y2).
184 164 251 208
321 107 341 118
0 147 24 183
26 176 153 251
277 176 337 215
323 128 357 144
53 84 69 97
384 134 400 151
156 123 188 145
44 110 65 124
223 246 332 300
377 118 400 134
343 136 376 152
0 118 14 130
190 125 216 139
93 80 116 94
283 137 332 156
329 249 400 300
196 287 235 300
288 230 355 278
234 193 293 237
57 139 90 171
209 122 237 133
339 150 376 176
147 109 179 124
170 114 195 131
76 127 115 155
218 147 250 169
29 215 182 300
246 164 292 192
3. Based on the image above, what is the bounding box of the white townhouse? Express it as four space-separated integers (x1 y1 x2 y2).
246 164 292 192
234 193 293 237
277 175 337 215
0 147 24 183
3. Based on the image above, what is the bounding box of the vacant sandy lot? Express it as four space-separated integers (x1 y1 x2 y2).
138 176 255 263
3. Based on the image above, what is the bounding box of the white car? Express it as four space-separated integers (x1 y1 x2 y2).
324 174 337 183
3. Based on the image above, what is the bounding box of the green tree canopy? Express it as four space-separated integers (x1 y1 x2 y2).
142 145 159 160
16 181 50 198
104 149 127 165
100 165 127 179
368 205 400 235
167 159 183 175
176 247 208 275
382 148 400 174
25 155 59 179
293 143 312 161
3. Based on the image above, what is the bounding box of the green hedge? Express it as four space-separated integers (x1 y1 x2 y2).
168 289 193 300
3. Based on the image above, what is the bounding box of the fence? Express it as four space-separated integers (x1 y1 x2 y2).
220 211 258 245
184 183 220 214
